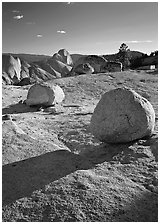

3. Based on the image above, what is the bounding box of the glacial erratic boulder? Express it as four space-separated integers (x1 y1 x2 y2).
90 87 155 143
25 82 65 107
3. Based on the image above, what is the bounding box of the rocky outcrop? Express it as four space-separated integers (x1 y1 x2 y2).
18 77 34 86
20 60 30 79
29 65 56 82
47 58 72 77
2 55 22 84
52 49 73 66
90 87 155 143
2 52 69 85
36 49 73 78
101 61 122 72
25 82 65 107
3 50 118 85
73 55 108 73
2 72 12 85
35 61 61 78
70 63 94 76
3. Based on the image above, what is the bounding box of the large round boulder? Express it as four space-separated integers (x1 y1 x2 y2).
90 87 155 143
25 82 65 107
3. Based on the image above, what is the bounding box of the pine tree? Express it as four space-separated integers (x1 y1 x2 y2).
117 43 131 70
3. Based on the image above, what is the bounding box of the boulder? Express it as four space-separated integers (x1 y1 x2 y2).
71 63 94 75
2 72 12 85
18 77 33 86
52 49 73 66
29 65 56 82
25 82 65 107
20 60 30 79
36 61 61 78
90 87 155 143
47 58 72 77
73 55 108 73
2 55 21 84
101 61 122 72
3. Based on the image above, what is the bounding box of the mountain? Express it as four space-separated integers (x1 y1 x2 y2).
2 53 51 64
103 50 145 61
142 55 158 66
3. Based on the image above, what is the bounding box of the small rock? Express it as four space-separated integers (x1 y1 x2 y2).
37 106 44 112
44 104 64 114
2 114 12 121
12 118 17 121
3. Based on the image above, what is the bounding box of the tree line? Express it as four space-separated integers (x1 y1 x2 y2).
117 43 158 70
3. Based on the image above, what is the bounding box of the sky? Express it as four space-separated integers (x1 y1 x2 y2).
2 1 158 56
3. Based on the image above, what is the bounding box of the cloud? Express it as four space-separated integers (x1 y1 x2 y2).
120 40 152 44
57 30 66 34
37 34 43 38
143 40 153 43
66 2 74 5
12 10 20 13
13 15 23 20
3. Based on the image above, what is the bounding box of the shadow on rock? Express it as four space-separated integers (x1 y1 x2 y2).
82 141 141 165
2 150 92 205
2 143 134 206
2 103 38 115
3 123 158 206
58 126 150 166
112 191 158 222
138 136 158 162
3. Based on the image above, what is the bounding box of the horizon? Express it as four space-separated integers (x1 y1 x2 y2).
2 48 156 57
2 2 158 56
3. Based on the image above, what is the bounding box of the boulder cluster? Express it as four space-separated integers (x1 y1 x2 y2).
2 48 155 143
2 49 73 85
2 49 122 85
24 82 155 144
